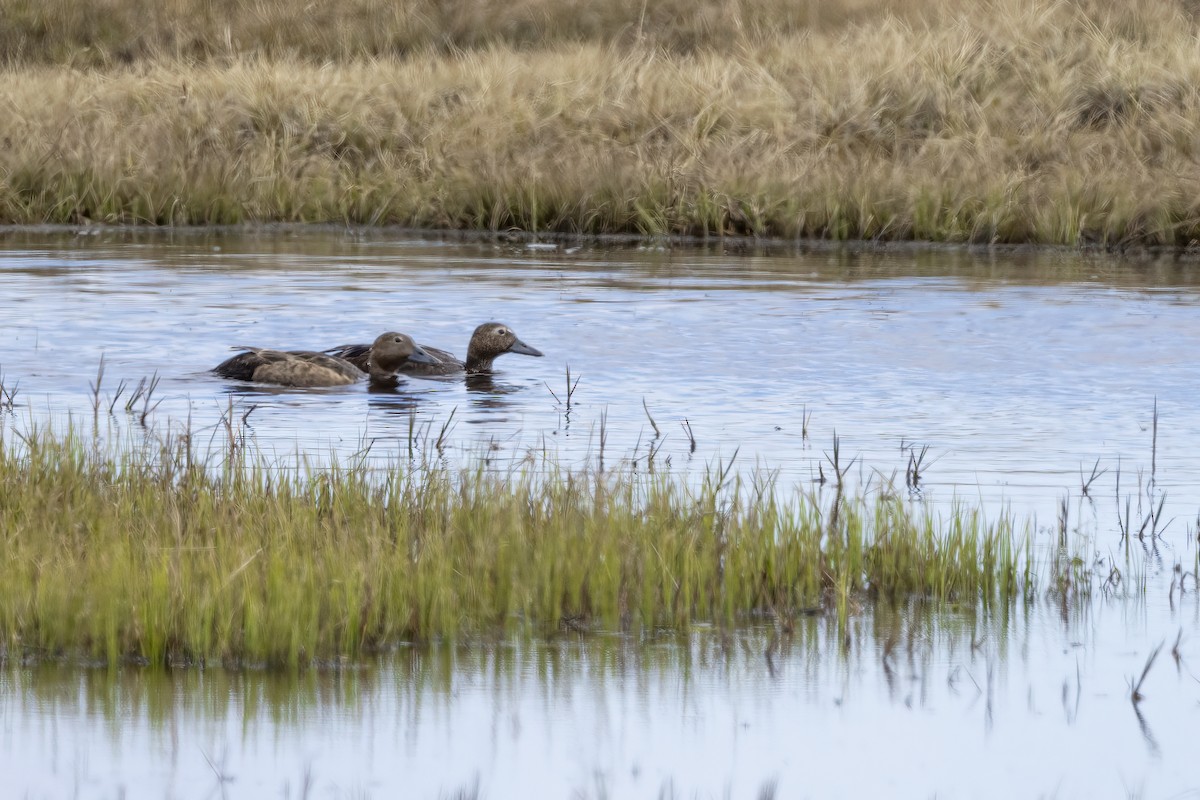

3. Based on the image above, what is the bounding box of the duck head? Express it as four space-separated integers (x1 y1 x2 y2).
466 322 544 371
368 331 440 374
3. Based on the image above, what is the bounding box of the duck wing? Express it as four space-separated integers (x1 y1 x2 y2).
216 348 362 387
325 342 460 376
397 343 463 376
212 347 280 381
323 343 373 372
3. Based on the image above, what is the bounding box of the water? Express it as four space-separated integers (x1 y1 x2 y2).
2 229 1200 797
4 230 1200 523
4 607 1198 798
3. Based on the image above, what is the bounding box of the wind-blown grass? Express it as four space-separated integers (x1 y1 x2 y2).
0 0 886 65
0 419 1084 668
1 0 1200 243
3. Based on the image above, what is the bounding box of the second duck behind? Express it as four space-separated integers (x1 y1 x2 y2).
326 322 543 378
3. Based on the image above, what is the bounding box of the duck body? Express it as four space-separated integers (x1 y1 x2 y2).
214 332 437 388
326 322 543 378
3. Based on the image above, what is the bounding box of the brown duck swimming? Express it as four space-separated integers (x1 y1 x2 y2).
326 322 543 378
213 331 438 388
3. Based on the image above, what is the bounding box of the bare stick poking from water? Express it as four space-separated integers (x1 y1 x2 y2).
598 407 608 473
1080 457 1106 498
824 432 858 492
565 365 580 408
0 368 19 412
1115 457 1131 544
122 373 163 427
646 431 667 471
1129 639 1164 704
141 373 163 426
642 398 660 438
1151 397 1159 486
89 356 106 423
106 379 128 415
546 365 581 411
435 407 457 455
200 746 234 800
218 397 256 457
801 404 812 442
407 407 417 459
681 418 696 453
905 443 930 491
1137 492 1167 542
1057 495 1069 545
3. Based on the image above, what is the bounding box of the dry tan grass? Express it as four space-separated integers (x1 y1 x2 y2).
1 0 892 65
2 0 1200 243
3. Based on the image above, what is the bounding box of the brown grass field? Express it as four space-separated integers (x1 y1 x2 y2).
2 0 1200 244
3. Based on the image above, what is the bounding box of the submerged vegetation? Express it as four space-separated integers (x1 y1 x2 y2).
2 0 1200 244
0 415 1095 669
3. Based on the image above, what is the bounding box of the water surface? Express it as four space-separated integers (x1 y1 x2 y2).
4 229 1199 526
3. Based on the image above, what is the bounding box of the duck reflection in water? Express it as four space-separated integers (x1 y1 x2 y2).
463 373 527 412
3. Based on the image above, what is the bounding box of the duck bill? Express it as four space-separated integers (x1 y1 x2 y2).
508 339 544 357
409 344 441 366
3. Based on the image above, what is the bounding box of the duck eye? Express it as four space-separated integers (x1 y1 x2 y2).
497 328 507 336
393 337 402 343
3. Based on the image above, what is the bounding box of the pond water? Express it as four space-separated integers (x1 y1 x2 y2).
4 605 1198 798
4 229 1200 522
2 229 1200 797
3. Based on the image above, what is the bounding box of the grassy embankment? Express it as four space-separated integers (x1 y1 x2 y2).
2 0 1200 244
0 414 1085 668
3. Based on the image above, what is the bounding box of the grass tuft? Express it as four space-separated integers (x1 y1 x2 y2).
0 417 1097 668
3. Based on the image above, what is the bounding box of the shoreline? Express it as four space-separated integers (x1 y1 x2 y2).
3 222 1199 262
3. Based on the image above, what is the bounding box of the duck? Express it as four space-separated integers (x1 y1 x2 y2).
213 331 438 388
325 322 543 378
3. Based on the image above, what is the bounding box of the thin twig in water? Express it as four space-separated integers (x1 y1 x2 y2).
435 407 457 455
1115 457 1130 543
199 746 234 800
138 372 163 426
89 356 105 422
1129 640 1164 704
106 378 128 414
564 365 580 409
824 432 858 491
1151 397 1158 486
642 398 660 437
1057 495 1069 544
407 407 417 459
598 407 608 472
1080 457 1106 498
0 368 18 412
905 444 930 491
681 418 696 453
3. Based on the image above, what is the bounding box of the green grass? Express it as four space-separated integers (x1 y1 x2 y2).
0 418 1095 669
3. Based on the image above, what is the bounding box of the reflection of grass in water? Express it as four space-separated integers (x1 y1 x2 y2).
3 0 1200 244
0 417 1095 669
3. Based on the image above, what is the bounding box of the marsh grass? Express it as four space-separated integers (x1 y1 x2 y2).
2 0 1200 243
0 0 891 67
0 417 1073 668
